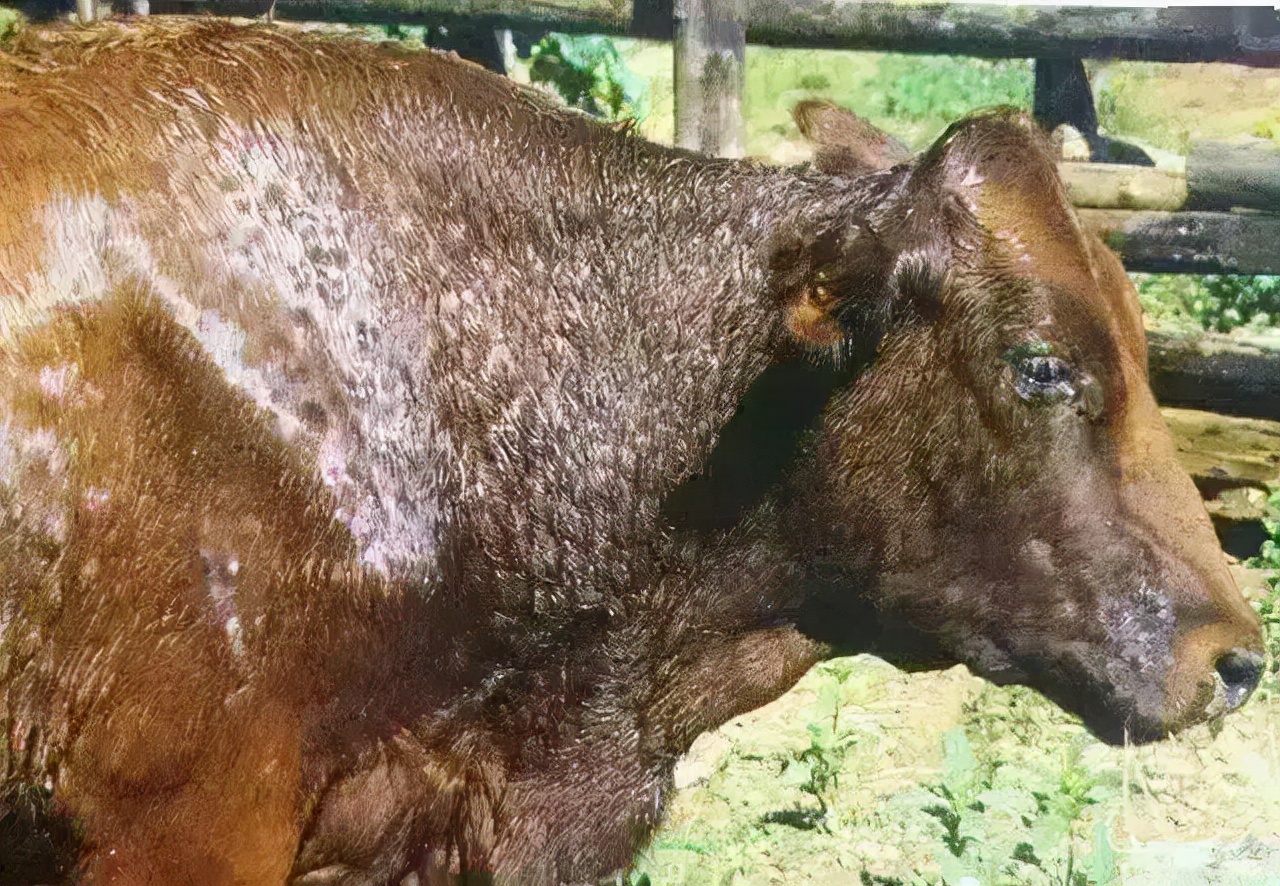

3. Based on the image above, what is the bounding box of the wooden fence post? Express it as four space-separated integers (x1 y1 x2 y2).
1033 59 1097 137
674 0 745 158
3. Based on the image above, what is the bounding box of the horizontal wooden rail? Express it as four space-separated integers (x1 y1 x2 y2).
1060 163 1187 212
1148 331 1280 422
738 3 1280 66
1188 140 1280 212
1060 141 1280 214
1080 210 1280 277
131 2 1280 67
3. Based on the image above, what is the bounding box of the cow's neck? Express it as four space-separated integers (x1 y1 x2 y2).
329 145 889 765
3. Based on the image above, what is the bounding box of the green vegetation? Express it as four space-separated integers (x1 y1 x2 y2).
638 643 1280 884
629 662 1160 886
1134 274 1280 333
752 50 1031 158
1092 63 1184 154
871 55 1032 129
766 659 863 831
528 33 648 122
1091 60 1280 152
370 22 429 49
919 727 1118 886
0 6 22 43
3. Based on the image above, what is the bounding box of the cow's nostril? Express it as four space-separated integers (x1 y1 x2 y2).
1215 649 1266 711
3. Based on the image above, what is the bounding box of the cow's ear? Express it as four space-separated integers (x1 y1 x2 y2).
793 100 911 176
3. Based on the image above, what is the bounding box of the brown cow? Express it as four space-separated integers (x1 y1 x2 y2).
0 20 1263 886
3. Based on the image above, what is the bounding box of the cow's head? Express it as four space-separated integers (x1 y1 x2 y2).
786 106 1265 743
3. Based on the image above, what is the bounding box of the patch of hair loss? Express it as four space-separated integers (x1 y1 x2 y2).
14 124 456 584
1100 582 1176 680
201 548 245 660
8 194 160 343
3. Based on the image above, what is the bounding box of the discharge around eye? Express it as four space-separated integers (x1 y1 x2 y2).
1002 342 1076 402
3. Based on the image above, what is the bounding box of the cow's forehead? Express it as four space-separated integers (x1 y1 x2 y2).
960 177 1145 363
972 178 1097 294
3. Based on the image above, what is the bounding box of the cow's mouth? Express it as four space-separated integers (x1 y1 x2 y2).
995 641 1267 746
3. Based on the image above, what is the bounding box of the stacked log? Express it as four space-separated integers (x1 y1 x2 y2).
1060 141 1280 276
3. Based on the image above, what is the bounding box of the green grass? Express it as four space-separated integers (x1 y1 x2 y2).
0 5 22 43
1091 62 1186 154
1090 59 1280 153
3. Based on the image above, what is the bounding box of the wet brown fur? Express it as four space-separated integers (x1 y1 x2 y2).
0 21 1264 886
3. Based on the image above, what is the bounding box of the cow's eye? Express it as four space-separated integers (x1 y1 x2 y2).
1003 342 1076 404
